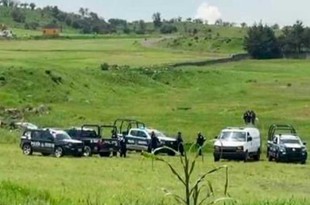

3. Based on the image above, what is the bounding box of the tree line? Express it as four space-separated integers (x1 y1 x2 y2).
244 21 310 59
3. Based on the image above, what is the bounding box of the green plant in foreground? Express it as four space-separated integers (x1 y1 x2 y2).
142 143 234 205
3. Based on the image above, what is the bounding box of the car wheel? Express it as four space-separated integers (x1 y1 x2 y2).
268 155 273 161
301 160 306 165
22 144 33 156
41 153 50 156
54 147 64 158
275 153 280 163
244 151 249 162
214 155 220 162
253 149 261 161
83 146 92 157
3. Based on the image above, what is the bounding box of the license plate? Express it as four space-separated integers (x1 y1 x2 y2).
78 148 82 152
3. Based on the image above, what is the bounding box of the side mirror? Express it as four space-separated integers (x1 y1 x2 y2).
303 142 307 146
247 137 253 142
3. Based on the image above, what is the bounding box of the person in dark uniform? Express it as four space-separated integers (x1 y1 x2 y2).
250 110 256 124
196 132 206 156
243 110 252 124
176 132 184 156
149 131 160 153
119 134 127 158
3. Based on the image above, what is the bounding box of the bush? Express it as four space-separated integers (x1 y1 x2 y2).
11 9 26 23
160 24 178 34
100 63 109 71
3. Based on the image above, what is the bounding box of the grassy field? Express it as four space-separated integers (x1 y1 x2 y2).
0 145 309 205
0 37 310 204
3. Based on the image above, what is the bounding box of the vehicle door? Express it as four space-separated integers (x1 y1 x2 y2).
246 132 255 153
40 131 55 154
30 130 44 152
135 130 149 150
126 129 140 150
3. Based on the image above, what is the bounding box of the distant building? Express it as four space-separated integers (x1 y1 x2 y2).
42 25 61 37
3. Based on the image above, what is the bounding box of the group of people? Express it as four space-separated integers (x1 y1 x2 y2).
243 110 257 125
149 131 206 156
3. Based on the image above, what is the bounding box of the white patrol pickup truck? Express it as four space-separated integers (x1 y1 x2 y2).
213 126 261 162
125 128 178 155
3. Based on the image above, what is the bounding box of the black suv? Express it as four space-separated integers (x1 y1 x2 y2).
20 128 84 158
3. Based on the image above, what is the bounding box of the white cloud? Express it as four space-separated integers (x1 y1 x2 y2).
194 2 222 24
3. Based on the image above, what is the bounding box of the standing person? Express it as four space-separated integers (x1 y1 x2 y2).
250 110 256 125
176 132 184 156
196 132 206 156
243 111 248 124
119 134 127 158
149 131 160 153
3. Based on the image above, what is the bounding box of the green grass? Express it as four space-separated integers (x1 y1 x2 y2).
0 38 227 69
0 145 309 205
0 37 310 204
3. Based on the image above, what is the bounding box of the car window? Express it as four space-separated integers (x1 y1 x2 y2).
137 131 147 138
31 131 42 140
41 131 54 141
130 130 138 136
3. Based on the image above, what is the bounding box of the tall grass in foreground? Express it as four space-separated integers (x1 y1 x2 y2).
142 143 234 205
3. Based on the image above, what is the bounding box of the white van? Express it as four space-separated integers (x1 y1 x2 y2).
213 126 261 162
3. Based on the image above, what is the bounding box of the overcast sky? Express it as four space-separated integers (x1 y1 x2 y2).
22 0 310 26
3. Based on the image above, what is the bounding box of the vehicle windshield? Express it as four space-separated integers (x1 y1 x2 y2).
56 133 71 140
148 130 166 138
280 139 301 144
220 131 246 142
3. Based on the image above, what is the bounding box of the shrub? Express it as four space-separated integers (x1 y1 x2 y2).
100 63 109 71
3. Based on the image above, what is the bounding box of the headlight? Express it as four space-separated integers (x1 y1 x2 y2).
67 143 73 147
214 146 220 151
302 147 307 152
236 146 243 151
279 147 286 153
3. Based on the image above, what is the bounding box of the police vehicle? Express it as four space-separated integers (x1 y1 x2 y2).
125 127 178 155
113 119 178 155
267 124 307 164
20 128 84 158
66 124 119 157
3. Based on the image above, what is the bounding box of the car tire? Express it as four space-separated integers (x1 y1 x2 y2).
268 155 273 161
301 160 306 165
41 153 50 156
244 151 249 162
253 149 261 161
54 147 64 158
214 155 220 162
22 144 33 156
83 146 92 157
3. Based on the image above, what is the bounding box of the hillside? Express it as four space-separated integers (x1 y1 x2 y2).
0 38 309 144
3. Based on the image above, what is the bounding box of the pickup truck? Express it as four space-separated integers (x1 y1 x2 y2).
267 124 307 164
66 124 119 157
125 127 178 155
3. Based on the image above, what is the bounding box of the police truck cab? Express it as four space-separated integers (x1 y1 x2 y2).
213 126 261 162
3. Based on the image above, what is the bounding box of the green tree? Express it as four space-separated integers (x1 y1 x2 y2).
244 23 281 59
152 12 162 28
11 8 26 23
279 21 306 54
29 3 36 10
